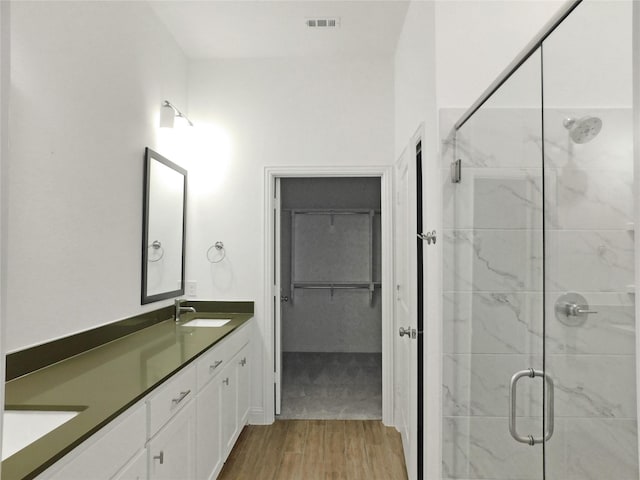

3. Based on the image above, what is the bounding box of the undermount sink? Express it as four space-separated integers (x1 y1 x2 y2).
2 409 80 460
181 318 231 328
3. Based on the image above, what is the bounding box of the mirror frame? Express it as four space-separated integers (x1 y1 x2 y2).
141 147 187 304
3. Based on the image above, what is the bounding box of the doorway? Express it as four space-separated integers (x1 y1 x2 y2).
278 177 382 419
263 166 394 426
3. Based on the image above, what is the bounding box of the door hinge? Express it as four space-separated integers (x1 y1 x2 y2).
417 230 437 245
451 159 462 183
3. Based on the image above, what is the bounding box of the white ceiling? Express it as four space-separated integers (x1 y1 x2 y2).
148 1 411 59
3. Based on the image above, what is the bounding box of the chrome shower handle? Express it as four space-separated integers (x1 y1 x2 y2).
545 372 555 442
509 369 554 445
566 303 598 316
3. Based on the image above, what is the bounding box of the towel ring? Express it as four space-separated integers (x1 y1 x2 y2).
207 241 226 263
148 240 164 262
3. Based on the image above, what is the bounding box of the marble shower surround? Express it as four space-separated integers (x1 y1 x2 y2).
279 352 382 420
441 107 638 480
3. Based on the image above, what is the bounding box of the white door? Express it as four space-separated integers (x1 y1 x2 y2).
394 143 418 479
273 177 282 415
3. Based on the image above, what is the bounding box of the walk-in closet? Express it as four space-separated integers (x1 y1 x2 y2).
278 177 382 419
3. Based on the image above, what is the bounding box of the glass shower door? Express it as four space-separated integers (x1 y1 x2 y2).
441 49 546 479
542 1 639 478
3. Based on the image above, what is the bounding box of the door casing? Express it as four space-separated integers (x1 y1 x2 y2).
263 165 394 426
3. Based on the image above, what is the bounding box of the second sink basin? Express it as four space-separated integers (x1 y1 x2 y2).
181 318 231 328
2 409 81 460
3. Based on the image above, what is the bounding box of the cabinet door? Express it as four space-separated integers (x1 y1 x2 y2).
236 344 250 428
220 363 238 457
112 448 147 480
42 404 146 480
196 376 223 480
148 400 196 480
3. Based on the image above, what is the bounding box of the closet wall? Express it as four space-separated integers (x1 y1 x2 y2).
281 177 382 353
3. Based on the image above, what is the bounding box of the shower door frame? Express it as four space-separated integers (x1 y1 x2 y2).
262 165 395 427
634 2 640 471
446 0 640 478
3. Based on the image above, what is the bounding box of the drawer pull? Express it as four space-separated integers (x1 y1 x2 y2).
209 360 223 371
153 451 164 465
171 390 191 406
240 357 247 367
223 377 229 386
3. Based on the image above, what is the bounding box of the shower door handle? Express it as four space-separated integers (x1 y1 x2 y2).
509 368 554 445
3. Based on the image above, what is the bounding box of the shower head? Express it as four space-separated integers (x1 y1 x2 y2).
562 116 602 144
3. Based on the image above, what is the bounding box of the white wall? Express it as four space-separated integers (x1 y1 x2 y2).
0 0 10 461
435 0 565 111
634 0 640 471
186 55 394 418
7 1 189 351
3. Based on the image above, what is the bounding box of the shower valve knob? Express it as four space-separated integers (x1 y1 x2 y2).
566 303 598 316
555 292 597 326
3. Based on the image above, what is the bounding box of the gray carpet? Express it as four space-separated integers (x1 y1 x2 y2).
279 352 382 420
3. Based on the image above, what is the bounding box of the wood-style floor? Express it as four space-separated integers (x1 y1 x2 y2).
218 420 408 480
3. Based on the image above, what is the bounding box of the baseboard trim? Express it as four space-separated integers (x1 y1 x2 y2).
248 407 269 425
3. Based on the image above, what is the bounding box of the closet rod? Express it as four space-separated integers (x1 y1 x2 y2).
284 208 380 215
292 284 380 290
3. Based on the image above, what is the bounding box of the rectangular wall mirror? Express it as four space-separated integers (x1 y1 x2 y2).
141 147 187 304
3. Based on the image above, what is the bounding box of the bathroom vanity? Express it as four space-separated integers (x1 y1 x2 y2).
2 303 254 480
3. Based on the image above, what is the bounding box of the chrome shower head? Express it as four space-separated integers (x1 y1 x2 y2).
563 116 602 144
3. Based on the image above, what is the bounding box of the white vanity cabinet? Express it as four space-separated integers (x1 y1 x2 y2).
220 343 251 457
196 368 224 480
33 319 254 480
146 364 197 480
112 448 148 480
196 324 252 480
147 401 197 479
35 403 147 480
236 344 251 430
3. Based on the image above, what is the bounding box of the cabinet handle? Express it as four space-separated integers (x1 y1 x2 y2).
239 357 247 367
223 377 229 386
171 389 191 406
210 360 223 371
153 451 164 465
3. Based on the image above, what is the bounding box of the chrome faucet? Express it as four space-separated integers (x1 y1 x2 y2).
174 298 196 322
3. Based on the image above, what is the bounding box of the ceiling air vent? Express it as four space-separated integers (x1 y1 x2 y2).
306 17 340 28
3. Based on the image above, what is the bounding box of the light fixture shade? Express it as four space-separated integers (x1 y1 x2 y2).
159 103 175 128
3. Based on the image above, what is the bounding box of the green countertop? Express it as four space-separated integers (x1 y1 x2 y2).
2 311 253 480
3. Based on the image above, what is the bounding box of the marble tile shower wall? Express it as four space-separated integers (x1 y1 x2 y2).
440 107 638 480
543 107 637 480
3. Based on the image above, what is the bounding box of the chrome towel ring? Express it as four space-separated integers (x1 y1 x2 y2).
148 240 164 262
207 241 226 263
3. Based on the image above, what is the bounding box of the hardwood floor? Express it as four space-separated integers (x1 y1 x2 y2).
218 420 408 480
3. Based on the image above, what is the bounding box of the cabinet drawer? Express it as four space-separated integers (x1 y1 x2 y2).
196 325 251 391
147 365 196 438
196 339 234 390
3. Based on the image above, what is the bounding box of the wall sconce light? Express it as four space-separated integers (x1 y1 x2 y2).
159 100 194 128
